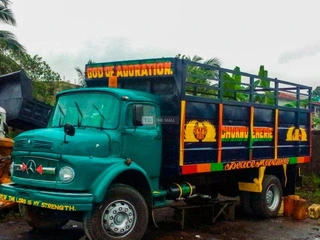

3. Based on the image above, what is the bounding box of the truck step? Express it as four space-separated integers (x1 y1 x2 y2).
152 190 168 207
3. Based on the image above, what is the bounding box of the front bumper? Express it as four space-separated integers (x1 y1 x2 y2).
0 183 93 211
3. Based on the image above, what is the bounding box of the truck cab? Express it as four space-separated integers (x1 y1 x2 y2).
8 86 162 195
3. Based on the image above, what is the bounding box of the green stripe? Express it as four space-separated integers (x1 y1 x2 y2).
289 157 298 164
211 163 224 171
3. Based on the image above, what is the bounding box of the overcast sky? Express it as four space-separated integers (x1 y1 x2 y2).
3 0 320 89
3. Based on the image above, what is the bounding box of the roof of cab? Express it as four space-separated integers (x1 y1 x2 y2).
56 87 159 103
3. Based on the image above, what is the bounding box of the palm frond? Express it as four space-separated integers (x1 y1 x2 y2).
0 30 25 52
0 0 11 8
0 5 15 25
75 66 83 78
191 55 203 62
204 57 221 67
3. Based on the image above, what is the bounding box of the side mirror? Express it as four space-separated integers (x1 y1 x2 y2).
64 123 75 136
132 105 143 127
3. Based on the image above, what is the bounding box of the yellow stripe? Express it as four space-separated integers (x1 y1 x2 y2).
309 112 312 157
274 109 278 159
185 182 193 196
179 100 186 166
173 183 183 199
249 106 254 160
217 104 223 163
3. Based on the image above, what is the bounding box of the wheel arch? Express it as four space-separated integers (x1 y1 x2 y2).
111 170 153 207
90 161 153 207
265 164 297 195
265 165 286 187
238 164 294 193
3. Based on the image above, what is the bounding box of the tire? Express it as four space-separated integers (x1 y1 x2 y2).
84 184 149 240
252 175 283 218
19 204 69 229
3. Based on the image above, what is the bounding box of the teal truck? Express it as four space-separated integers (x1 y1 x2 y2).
0 58 312 240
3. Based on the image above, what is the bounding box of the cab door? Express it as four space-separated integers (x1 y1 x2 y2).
122 103 162 178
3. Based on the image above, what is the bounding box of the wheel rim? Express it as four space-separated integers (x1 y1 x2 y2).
265 183 281 211
102 200 136 237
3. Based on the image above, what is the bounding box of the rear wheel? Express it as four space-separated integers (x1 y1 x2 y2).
252 175 282 218
84 184 148 240
19 204 69 229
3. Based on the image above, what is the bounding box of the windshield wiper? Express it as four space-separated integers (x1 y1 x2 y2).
92 104 105 128
74 101 83 127
57 103 65 126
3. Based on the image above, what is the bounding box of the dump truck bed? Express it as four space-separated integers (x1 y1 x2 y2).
0 71 52 130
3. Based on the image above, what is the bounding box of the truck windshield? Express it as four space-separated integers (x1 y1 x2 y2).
49 92 120 129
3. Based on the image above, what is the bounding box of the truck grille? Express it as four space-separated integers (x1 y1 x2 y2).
33 140 53 149
14 139 28 148
14 139 53 150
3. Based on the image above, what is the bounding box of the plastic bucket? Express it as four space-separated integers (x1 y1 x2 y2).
283 195 300 217
292 198 307 220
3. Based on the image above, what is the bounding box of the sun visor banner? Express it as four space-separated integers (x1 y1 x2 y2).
86 60 174 80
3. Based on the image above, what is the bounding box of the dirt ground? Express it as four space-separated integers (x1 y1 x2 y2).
1 205 320 240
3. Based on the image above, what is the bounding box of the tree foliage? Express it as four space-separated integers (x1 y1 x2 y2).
312 86 320 100
0 50 20 73
9 51 61 81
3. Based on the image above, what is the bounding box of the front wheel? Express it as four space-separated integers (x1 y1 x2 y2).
252 175 283 218
84 184 148 240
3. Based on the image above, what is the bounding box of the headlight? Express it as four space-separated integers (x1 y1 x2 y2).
59 166 75 183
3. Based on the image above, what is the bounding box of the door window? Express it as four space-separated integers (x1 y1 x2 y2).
126 104 157 129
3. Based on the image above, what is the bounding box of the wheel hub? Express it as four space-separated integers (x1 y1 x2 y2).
102 201 136 236
265 184 280 211
266 189 274 206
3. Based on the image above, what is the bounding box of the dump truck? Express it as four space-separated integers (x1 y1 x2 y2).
0 58 312 240
0 71 52 131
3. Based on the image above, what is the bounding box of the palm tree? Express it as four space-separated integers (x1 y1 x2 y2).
0 0 26 74
176 54 221 83
0 0 25 52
